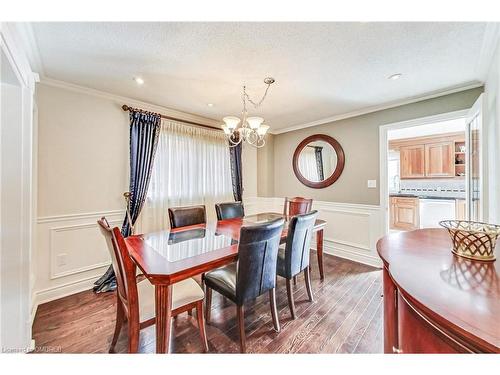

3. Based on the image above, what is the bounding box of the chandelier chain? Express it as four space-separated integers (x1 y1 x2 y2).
242 81 272 109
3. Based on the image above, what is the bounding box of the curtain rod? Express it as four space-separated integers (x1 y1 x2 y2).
121 104 221 131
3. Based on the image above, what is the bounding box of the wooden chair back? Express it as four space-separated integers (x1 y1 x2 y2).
283 197 313 216
97 218 139 320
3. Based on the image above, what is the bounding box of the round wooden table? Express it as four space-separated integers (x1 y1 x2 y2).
377 228 499 353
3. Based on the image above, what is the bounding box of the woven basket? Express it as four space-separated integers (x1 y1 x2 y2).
439 220 500 262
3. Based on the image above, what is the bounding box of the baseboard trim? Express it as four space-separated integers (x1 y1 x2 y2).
34 274 103 307
312 239 382 269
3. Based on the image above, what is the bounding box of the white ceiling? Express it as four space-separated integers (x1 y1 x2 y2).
30 22 489 132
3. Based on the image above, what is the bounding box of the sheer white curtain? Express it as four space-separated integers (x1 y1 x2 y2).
298 147 319 181
136 120 234 233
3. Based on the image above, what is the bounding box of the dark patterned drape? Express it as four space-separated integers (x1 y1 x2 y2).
93 110 161 293
229 134 243 202
314 146 324 180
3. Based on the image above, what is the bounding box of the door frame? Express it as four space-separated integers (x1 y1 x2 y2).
465 94 487 222
1 23 37 352
379 109 469 235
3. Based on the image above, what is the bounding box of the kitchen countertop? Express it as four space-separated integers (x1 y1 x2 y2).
389 193 465 200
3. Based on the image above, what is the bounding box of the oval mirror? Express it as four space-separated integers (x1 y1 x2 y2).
292 134 345 188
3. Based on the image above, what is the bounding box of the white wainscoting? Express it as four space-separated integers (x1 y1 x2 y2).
244 197 384 268
33 210 124 316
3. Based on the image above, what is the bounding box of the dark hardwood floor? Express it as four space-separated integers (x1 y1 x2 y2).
32 254 383 353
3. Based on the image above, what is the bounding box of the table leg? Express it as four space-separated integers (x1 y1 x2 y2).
316 228 324 280
155 284 173 353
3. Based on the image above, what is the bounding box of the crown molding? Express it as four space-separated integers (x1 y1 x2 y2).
39 77 221 127
11 22 45 76
271 82 484 135
1 22 37 90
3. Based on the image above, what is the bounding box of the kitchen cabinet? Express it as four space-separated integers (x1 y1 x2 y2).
400 145 425 178
390 133 465 179
425 141 454 177
390 197 419 230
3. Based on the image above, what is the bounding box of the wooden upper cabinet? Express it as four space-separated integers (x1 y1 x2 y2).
424 141 454 178
400 145 425 178
391 132 464 180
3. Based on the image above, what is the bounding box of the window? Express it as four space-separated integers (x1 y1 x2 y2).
137 120 233 232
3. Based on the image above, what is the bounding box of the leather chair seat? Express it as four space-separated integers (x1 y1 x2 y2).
138 277 205 321
203 263 237 302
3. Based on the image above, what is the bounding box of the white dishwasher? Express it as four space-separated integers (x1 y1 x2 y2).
419 199 456 229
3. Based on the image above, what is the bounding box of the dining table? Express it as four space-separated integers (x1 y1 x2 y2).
125 212 326 353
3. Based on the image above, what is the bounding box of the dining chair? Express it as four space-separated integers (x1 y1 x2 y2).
168 205 206 229
276 210 318 319
97 217 209 353
215 201 245 220
203 218 285 353
283 197 313 216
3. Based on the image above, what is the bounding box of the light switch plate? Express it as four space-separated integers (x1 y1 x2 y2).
367 180 377 188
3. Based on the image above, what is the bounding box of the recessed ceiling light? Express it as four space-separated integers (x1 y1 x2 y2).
133 77 144 85
207 103 214 107
388 73 402 81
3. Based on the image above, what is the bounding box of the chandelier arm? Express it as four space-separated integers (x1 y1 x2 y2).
247 136 266 148
228 133 243 146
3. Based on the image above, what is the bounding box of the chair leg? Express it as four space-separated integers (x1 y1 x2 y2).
304 267 314 302
196 300 209 353
285 278 296 319
237 305 246 353
205 286 212 323
269 288 281 333
127 318 140 353
293 275 297 285
109 300 125 353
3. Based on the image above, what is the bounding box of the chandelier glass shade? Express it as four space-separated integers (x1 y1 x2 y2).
222 78 274 148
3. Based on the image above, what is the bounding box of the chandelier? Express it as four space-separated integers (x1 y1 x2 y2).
222 77 275 148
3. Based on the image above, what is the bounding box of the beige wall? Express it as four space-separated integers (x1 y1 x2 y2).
37 84 129 217
256 133 275 197
262 87 483 205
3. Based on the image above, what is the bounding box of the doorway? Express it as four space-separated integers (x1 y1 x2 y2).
379 97 486 235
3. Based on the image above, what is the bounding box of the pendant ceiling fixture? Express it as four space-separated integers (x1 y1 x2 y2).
222 77 275 148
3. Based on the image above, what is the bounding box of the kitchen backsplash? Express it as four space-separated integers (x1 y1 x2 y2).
399 179 466 199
